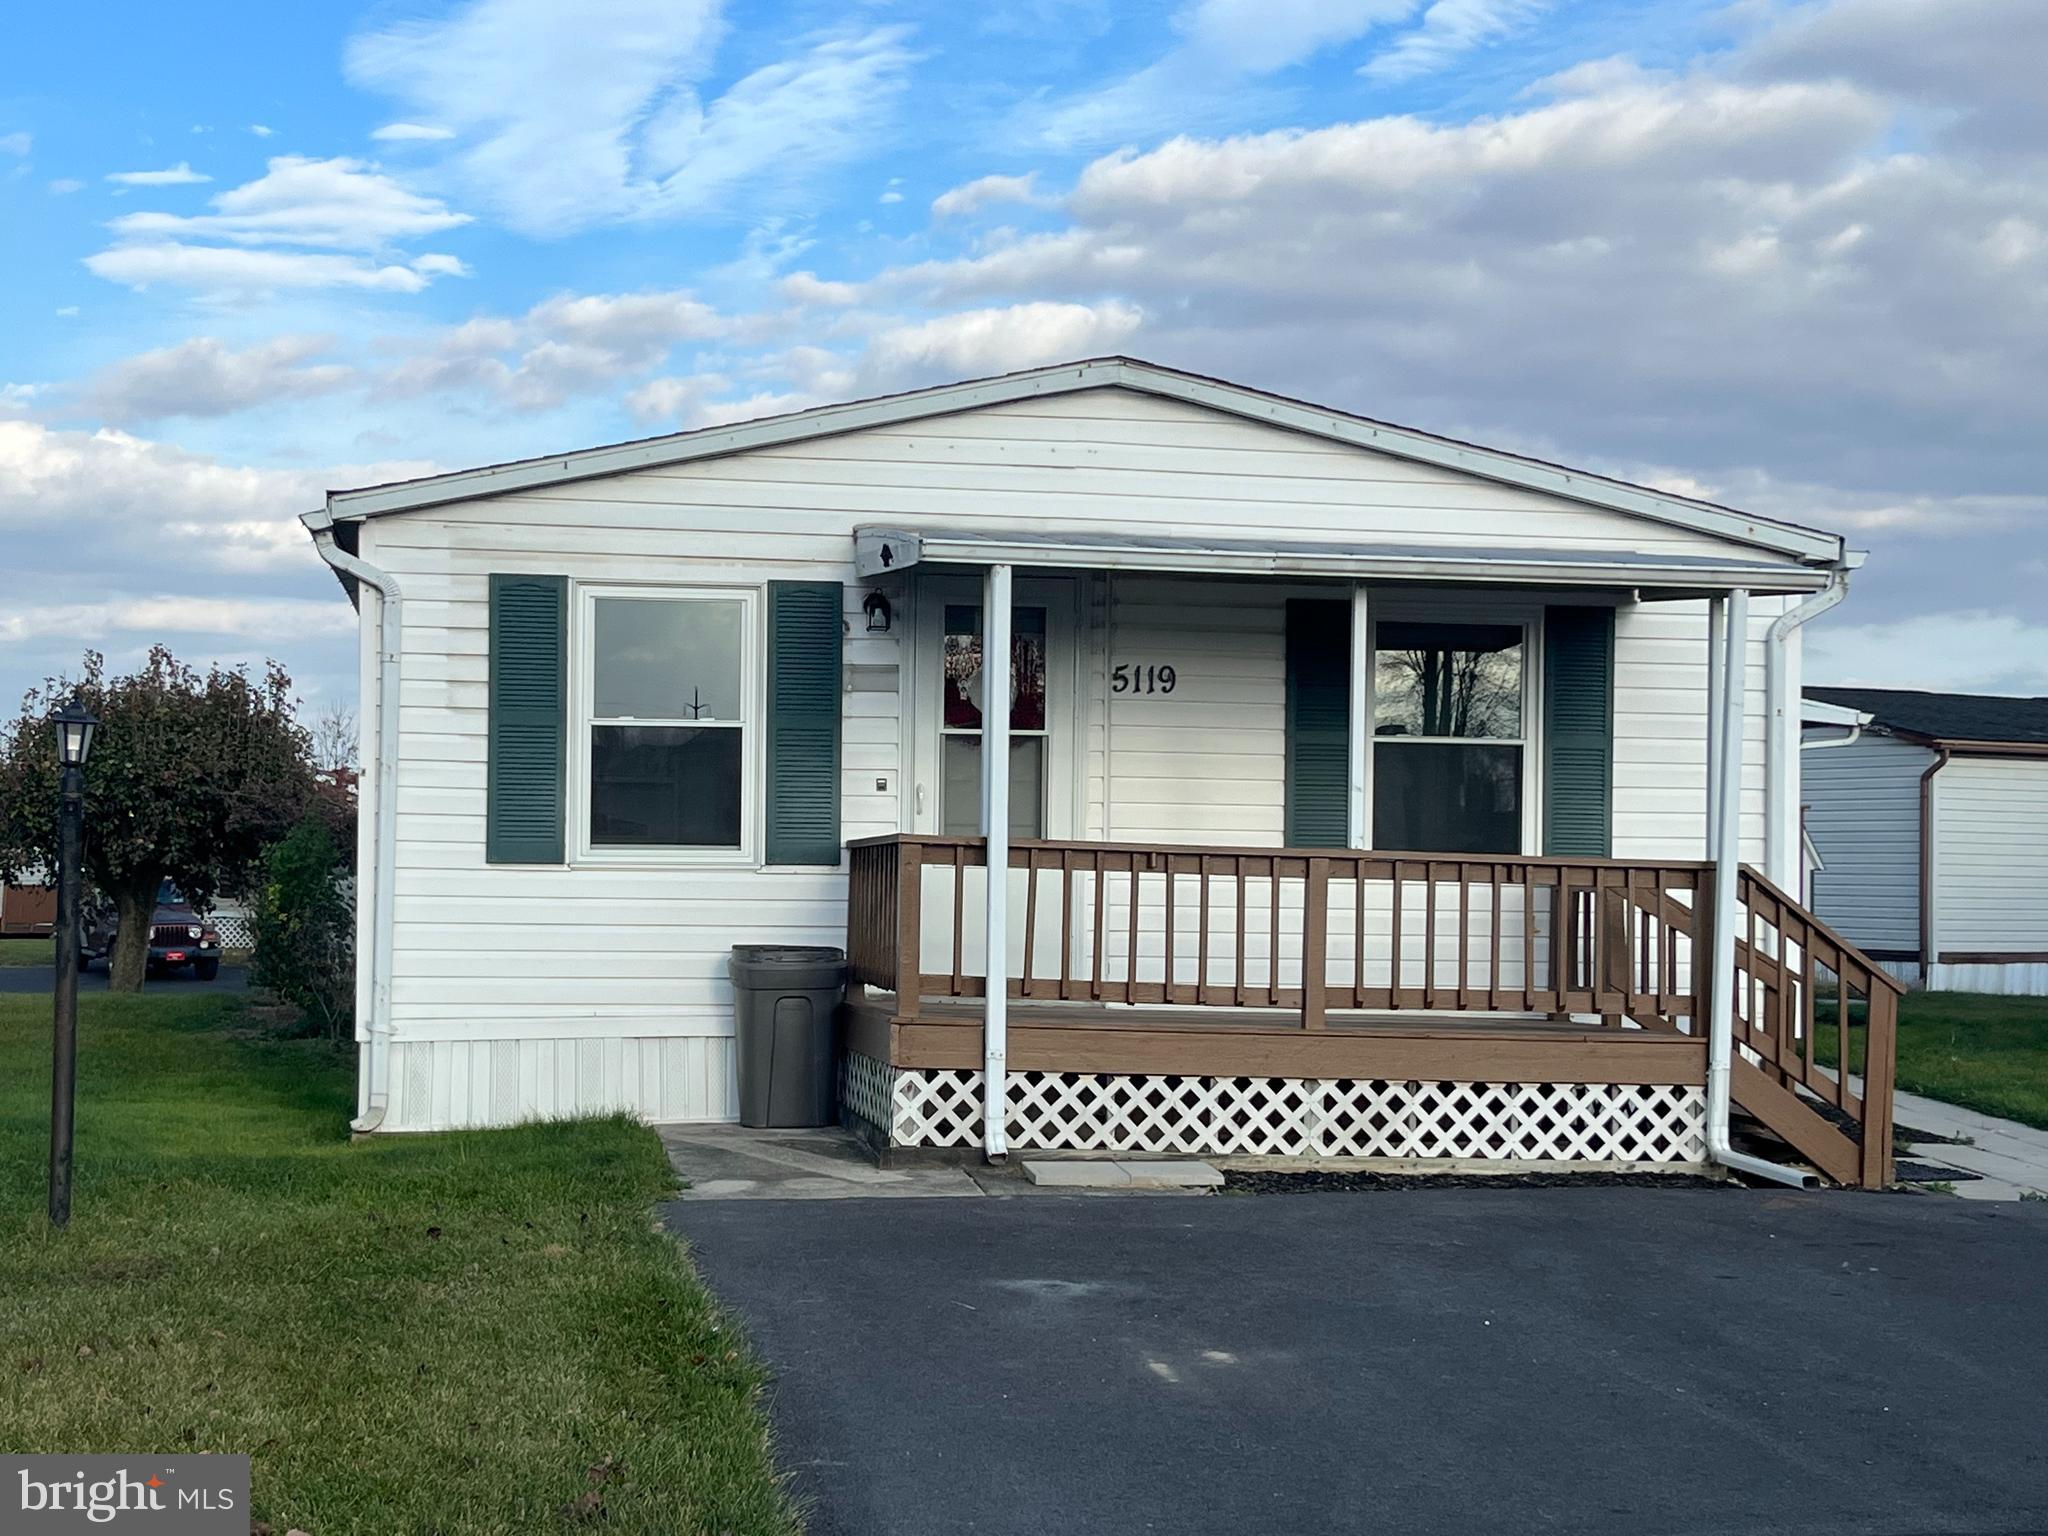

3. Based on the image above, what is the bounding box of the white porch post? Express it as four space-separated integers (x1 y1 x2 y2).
981 561 1013 1160
1705 595 1727 858
1347 583 1371 847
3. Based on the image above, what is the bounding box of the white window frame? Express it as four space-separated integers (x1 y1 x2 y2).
570 581 763 868
1361 590 1545 856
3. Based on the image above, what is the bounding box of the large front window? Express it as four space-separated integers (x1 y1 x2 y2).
585 591 751 852
1371 620 1526 854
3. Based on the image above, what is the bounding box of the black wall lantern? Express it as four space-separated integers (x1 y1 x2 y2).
862 591 893 635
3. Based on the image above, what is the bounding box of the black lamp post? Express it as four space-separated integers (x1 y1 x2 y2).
49 696 97 1228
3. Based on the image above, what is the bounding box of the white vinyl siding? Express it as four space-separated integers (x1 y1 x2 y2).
351 386 1801 1130
1931 756 2048 957
1098 576 1290 847
1802 731 1930 956
1610 599 1773 866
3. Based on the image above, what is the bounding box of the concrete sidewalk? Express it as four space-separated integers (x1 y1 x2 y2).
1895 1090 2048 1200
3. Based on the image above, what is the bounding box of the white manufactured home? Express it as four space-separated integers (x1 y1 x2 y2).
306 358 1900 1187
1804 687 2048 995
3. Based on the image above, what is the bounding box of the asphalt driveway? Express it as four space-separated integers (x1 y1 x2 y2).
0 963 249 995
668 1186 2048 1536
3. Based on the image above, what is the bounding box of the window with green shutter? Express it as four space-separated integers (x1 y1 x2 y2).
1370 619 1527 854
1541 605 1615 856
1285 599 1351 848
765 581 844 865
487 574 567 864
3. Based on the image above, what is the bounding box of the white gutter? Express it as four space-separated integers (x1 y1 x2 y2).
981 562 1012 1162
310 523 400 1134
1799 699 1869 752
1764 564 1853 889
1704 586 1818 1190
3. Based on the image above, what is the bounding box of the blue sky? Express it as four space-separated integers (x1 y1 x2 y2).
3 0 2045 716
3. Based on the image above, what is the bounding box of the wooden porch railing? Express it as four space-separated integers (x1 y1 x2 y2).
1728 866 1903 1188
845 834 1904 1187
849 835 1710 1029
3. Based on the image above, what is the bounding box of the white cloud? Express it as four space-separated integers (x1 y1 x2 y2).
85 335 356 424
1 384 42 413
1807 611 2048 694
249 124 276 138
84 244 463 294
48 178 82 194
87 157 471 295
345 0 915 236
1031 0 1416 147
0 418 433 574
0 132 29 156
780 271 860 306
105 155 469 249
1363 0 1550 83
54 307 78 318
377 287 734 410
932 172 1046 218
0 597 357 644
371 122 455 142
106 162 211 186
860 301 1143 385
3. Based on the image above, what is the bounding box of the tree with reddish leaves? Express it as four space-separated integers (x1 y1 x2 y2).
0 648 318 992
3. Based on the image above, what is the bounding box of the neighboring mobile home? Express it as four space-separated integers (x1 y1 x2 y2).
305 358 1901 1186
1804 687 2048 995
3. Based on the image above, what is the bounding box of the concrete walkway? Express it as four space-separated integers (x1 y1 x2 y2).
656 1124 983 1199
1894 1090 2048 1201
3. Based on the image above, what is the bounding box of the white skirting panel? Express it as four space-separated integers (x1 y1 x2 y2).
382 1034 737 1132
841 1053 1706 1165
1927 961 2048 997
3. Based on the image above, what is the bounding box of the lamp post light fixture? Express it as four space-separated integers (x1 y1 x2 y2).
48 696 98 1228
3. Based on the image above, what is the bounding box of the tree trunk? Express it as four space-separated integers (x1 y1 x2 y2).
107 873 160 993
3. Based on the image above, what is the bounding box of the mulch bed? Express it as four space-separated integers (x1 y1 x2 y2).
1222 1169 1730 1194
1894 1160 1984 1184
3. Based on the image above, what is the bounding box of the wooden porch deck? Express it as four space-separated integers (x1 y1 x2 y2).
842 834 1899 1183
845 994 1706 1085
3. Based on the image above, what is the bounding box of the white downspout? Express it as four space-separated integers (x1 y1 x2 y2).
310 519 400 1134
981 562 1013 1161
1765 568 1851 890
1704 587 1816 1189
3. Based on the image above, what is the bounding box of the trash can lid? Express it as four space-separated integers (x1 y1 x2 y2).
730 944 844 964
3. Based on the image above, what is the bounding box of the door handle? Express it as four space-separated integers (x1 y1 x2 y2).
915 782 926 816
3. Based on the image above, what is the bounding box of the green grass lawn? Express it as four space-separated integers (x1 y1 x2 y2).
0 993 797 1534
1819 990 2048 1131
0 936 53 966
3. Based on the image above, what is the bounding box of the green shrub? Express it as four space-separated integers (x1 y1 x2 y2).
252 817 353 1039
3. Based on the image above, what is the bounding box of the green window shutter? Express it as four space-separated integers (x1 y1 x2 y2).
486 574 567 864
766 581 844 866
1542 605 1615 857
1285 598 1351 848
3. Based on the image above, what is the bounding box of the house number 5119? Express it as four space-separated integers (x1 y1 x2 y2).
1111 663 1177 695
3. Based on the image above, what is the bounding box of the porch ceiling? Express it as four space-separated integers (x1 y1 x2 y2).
853 524 1834 597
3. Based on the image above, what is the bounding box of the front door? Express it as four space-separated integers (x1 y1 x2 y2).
910 573 1079 839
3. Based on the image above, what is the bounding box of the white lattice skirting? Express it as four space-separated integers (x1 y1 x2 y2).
840 1052 1706 1164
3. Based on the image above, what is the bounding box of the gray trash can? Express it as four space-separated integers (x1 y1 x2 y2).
729 944 847 1128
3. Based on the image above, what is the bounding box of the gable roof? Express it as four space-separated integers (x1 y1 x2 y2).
307 356 1845 566
1805 686 2048 747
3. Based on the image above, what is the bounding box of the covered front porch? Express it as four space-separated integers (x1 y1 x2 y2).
833 484 1892 1184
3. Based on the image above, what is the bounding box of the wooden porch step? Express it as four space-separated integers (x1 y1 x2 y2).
1729 1057 1863 1187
